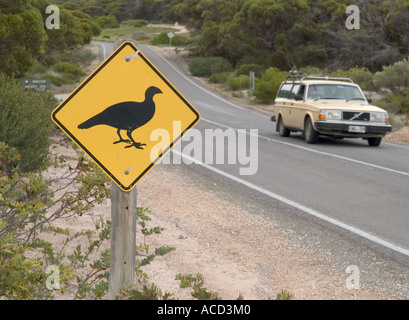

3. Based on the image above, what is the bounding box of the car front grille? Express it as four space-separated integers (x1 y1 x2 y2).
342 111 370 121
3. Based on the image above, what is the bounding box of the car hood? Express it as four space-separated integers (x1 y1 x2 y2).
307 100 387 113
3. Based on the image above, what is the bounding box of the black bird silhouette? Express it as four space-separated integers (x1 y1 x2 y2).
78 86 162 149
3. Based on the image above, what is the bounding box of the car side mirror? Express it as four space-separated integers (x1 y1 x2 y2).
367 98 373 103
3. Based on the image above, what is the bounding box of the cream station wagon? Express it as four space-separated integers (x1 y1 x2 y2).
271 75 392 146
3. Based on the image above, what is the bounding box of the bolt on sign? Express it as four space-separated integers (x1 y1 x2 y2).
51 41 200 191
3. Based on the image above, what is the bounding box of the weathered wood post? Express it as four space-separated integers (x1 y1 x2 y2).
108 182 137 299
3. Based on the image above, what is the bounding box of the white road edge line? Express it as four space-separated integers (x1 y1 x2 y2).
200 117 409 178
172 149 409 257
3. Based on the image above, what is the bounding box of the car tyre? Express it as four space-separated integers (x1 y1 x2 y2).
367 137 382 147
277 116 290 137
304 117 319 144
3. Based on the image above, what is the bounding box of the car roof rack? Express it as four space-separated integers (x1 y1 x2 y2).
301 75 354 83
284 71 306 82
284 72 354 84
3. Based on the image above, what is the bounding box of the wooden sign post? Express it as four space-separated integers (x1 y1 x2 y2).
108 182 137 299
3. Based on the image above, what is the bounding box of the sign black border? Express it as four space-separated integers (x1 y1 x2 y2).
51 41 200 191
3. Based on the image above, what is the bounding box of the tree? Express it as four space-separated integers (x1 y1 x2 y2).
234 0 310 69
318 0 408 71
32 1 101 52
0 0 47 77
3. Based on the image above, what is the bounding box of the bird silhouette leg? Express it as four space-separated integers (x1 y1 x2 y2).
124 130 146 150
113 129 131 145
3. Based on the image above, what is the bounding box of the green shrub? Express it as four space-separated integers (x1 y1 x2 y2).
94 15 120 29
253 67 286 104
189 57 232 77
151 32 193 47
0 142 110 299
373 58 409 93
28 60 48 74
235 64 264 78
0 74 55 172
73 48 96 66
374 90 409 114
189 58 211 77
331 66 374 90
52 62 85 78
44 74 67 86
209 72 231 84
0 232 51 299
227 74 250 90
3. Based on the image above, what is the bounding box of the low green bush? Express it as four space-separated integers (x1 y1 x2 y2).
373 58 409 93
227 74 250 90
44 74 67 86
374 90 409 114
52 62 85 78
253 67 286 104
235 63 263 78
189 57 232 77
0 74 55 172
151 32 193 47
209 72 231 84
94 15 120 29
73 48 96 67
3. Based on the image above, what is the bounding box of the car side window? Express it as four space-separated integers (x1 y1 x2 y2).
289 84 302 99
277 84 293 98
298 85 305 98
288 84 305 100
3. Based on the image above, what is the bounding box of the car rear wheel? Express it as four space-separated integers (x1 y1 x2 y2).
304 117 319 144
277 116 290 137
367 137 382 147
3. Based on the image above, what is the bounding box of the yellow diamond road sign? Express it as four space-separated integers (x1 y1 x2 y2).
51 41 200 191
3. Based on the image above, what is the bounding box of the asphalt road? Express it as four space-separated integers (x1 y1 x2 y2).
94 41 409 260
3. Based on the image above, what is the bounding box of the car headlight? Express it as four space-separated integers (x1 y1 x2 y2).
370 112 388 123
319 110 342 120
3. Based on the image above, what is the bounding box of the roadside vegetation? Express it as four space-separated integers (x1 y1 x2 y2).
55 0 409 126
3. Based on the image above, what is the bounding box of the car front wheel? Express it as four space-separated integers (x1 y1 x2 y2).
304 117 319 144
277 116 290 137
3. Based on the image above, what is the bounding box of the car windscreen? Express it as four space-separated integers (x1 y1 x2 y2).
306 84 365 101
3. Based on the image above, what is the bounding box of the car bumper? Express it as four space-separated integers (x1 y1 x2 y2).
314 120 392 137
